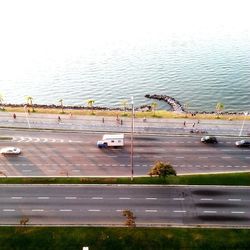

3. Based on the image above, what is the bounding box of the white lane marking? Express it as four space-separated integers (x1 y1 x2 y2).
11 197 23 199
199 157 208 159
203 211 217 213
145 210 157 212
146 198 157 200
119 197 131 200
221 156 232 159
22 170 32 172
245 157 250 159
60 209 72 212
231 211 245 214
200 198 213 201
65 197 77 200
88 209 101 212
38 197 50 199
3 209 15 212
173 198 185 201
173 210 186 213
32 209 44 212
116 209 123 212
92 197 103 200
228 199 241 201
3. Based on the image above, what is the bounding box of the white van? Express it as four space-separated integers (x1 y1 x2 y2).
97 134 124 148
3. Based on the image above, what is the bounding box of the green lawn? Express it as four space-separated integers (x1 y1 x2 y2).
0 227 249 250
0 172 250 185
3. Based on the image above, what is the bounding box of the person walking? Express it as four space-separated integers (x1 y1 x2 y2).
183 121 186 126
102 117 105 123
13 113 16 119
58 116 61 123
192 122 195 127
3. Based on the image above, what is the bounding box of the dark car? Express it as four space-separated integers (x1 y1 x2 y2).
235 140 250 147
201 136 218 144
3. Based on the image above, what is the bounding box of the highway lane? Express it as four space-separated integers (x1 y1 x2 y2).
0 185 249 227
0 129 250 176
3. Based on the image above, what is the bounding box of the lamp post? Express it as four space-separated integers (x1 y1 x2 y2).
239 112 248 137
130 96 134 181
24 105 31 128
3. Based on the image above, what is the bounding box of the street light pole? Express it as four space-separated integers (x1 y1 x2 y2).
239 112 248 137
130 96 134 181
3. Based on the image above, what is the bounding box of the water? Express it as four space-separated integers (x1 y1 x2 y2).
0 33 250 113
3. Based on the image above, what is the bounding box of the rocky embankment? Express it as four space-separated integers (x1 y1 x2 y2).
145 94 185 113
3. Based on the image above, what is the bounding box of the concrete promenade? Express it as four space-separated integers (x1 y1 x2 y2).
0 111 250 136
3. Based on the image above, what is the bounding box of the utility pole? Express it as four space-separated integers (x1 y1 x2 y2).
130 96 134 181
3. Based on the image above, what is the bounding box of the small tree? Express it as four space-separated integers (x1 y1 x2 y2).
216 102 224 114
59 99 64 113
122 210 136 227
121 99 128 116
20 217 29 225
151 102 158 116
148 161 176 178
87 99 95 115
0 171 7 177
25 96 34 112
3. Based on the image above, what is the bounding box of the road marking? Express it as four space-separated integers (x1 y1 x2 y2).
228 199 241 201
173 198 185 201
173 210 186 213
92 197 103 200
60 209 72 212
116 209 123 212
145 210 157 212
38 197 50 199
200 198 213 201
3 209 15 212
221 156 232 159
119 197 131 200
32 209 44 212
11 197 23 199
146 198 157 200
199 157 208 159
88 209 100 212
65 197 77 199
203 211 217 213
22 170 32 172
231 211 245 214
245 157 250 159
176 157 184 159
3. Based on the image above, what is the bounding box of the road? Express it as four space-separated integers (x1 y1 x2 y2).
0 184 249 227
0 128 250 177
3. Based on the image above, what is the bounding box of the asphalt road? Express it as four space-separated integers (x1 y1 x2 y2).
0 128 250 177
0 184 249 227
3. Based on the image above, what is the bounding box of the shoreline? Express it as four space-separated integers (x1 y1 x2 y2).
0 103 249 121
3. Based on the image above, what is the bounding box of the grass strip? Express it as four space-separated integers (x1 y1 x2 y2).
0 172 250 185
0 227 249 250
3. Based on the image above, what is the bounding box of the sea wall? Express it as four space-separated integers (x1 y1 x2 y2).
145 94 185 113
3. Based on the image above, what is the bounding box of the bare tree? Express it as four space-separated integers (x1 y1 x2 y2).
148 161 176 178
20 217 29 225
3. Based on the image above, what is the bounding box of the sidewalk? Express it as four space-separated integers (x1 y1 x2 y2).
0 111 249 137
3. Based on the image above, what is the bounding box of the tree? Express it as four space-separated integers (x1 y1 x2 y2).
25 96 34 112
87 99 95 115
216 102 224 114
59 99 64 113
148 161 176 178
20 217 29 225
121 99 128 116
0 93 5 110
122 209 136 227
151 102 158 116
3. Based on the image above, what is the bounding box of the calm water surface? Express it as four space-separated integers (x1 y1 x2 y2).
0 36 250 112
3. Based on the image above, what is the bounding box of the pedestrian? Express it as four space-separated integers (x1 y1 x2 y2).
197 119 200 124
28 109 30 115
192 122 195 127
183 121 186 126
102 117 104 123
120 119 123 125
143 116 146 122
58 116 61 123
69 112 72 118
13 113 16 119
